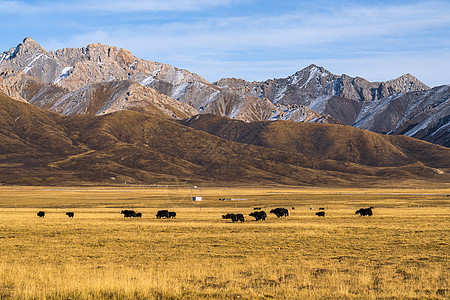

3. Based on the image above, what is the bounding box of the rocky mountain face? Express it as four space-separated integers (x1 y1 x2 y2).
0 38 198 119
1 38 448 146
0 37 208 93
0 69 45 102
353 85 450 146
34 80 198 118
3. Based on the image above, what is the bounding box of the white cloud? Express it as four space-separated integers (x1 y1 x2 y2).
80 0 239 12
54 1 449 60
152 51 450 87
0 0 239 14
10 0 450 86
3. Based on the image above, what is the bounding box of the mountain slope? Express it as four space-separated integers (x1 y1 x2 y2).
0 63 197 120
0 69 47 102
30 80 198 118
1 92 449 186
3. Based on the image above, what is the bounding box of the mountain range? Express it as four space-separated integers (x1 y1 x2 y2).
1 38 448 146
0 37 448 186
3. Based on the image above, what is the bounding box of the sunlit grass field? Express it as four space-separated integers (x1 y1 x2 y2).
0 186 448 299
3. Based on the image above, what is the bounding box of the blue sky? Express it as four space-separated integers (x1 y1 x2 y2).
1 0 449 86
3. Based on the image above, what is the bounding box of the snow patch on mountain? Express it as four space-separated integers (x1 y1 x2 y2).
353 97 393 129
309 95 332 113
1 47 19 64
0 53 7 65
404 116 433 137
428 121 449 138
300 66 319 88
23 53 51 74
274 86 287 103
54 67 73 85
171 70 188 86
200 90 220 111
229 99 245 118
51 90 76 110
140 76 155 86
170 83 189 100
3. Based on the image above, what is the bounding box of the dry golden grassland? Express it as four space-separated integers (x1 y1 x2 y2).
0 186 448 299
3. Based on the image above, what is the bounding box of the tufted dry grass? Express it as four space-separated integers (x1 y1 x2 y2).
0 186 448 299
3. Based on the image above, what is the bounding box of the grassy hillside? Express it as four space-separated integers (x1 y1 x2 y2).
182 114 450 169
0 93 449 186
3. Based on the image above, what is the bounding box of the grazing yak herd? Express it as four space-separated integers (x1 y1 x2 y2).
36 207 375 221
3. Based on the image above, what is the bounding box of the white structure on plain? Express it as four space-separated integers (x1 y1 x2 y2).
192 196 202 201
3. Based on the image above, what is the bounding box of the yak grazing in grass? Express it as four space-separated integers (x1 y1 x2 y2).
222 213 245 223
121 210 137 218
355 208 373 216
270 208 289 218
156 210 170 219
249 211 267 221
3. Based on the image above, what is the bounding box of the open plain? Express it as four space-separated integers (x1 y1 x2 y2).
0 186 448 299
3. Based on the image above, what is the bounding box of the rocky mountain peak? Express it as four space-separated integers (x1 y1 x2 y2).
304 64 328 73
21 37 41 48
15 37 48 57
386 73 429 94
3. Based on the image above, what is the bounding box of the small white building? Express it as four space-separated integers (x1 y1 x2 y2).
192 196 202 201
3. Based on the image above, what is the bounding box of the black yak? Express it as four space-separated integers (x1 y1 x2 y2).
315 211 325 217
355 208 373 216
270 208 289 218
156 210 169 219
249 211 267 221
121 210 137 218
222 213 245 223
66 212 74 218
37 211 45 218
